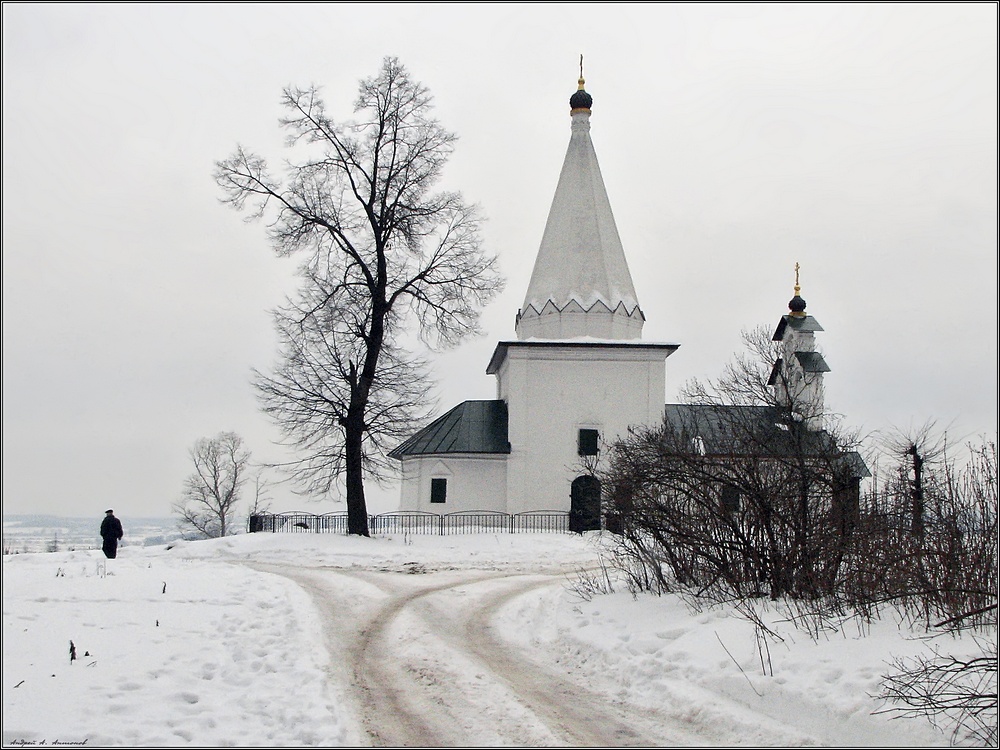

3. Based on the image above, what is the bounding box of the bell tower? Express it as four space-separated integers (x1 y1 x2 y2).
769 264 830 430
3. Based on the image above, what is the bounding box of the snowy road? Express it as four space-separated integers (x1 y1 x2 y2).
254 563 701 747
4 534 965 746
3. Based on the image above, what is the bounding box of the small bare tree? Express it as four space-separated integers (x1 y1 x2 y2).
215 57 503 536
174 432 251 538
246 468 273 518
880 420 950 539
866 437 998 745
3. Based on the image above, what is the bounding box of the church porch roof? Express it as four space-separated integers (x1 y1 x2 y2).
388 400 510 459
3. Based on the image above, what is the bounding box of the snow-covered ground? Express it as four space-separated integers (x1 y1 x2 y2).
2 531 988 747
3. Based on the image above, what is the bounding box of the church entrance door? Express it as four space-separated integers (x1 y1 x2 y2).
570 475 601 533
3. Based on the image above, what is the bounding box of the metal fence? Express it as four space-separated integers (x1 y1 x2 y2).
248 509 571 535
372 511 441 535
512 510 569 534
248 512 351 534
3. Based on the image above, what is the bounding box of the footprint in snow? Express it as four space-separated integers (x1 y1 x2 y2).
655 628 687 641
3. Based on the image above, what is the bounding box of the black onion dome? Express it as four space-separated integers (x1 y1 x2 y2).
788 295 807 314
570 82 592 111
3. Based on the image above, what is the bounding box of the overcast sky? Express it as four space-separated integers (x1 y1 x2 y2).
3 3 997 520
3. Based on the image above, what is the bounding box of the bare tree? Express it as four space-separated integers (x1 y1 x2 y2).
215 57 503 536
878 420 951 539
848 436 998 628
602 326 866 601
244 467 274 533
174 432 251 538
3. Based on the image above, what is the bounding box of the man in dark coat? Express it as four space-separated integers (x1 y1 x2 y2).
100 509 123 559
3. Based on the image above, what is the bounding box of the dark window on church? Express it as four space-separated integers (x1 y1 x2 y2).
578 429 599 456
721 485 740 515
430 478 447 504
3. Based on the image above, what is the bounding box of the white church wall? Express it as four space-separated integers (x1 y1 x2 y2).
398 455 508 513
499 344 667 514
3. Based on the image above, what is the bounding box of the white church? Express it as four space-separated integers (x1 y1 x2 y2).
389 73 852 529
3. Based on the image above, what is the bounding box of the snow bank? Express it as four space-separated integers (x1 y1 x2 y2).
499 548 989 747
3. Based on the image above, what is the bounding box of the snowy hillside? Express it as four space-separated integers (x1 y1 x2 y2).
2 531 986 747
3 515 183 555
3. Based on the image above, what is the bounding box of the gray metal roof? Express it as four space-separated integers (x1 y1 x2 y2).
389 400 511 459
664 404 788 454
768 353 832 386
772 314 824 341
767 358 784 386
662 403 868 477
794 351 831 373
390 398 869 478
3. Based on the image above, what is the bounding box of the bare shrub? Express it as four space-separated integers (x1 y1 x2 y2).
876 634 997 747
567 557 617 602
840 438 997 629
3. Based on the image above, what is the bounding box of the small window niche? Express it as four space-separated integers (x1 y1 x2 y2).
430 477 448 504
721 485 740 515
578 428 599 457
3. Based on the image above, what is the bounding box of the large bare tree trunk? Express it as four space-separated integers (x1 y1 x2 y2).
344 419 370 536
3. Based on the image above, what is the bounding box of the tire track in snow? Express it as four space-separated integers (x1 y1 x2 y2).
250 563 512 746
251 563 691 746
345 568 519 747
455 575 696 746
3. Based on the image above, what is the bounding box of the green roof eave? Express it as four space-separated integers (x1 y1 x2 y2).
389 400 511 459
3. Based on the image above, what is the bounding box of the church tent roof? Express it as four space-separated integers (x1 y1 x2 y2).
517 75 644 340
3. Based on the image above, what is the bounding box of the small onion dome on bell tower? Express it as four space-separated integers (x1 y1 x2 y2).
570 55 592 113
788 262 807 317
